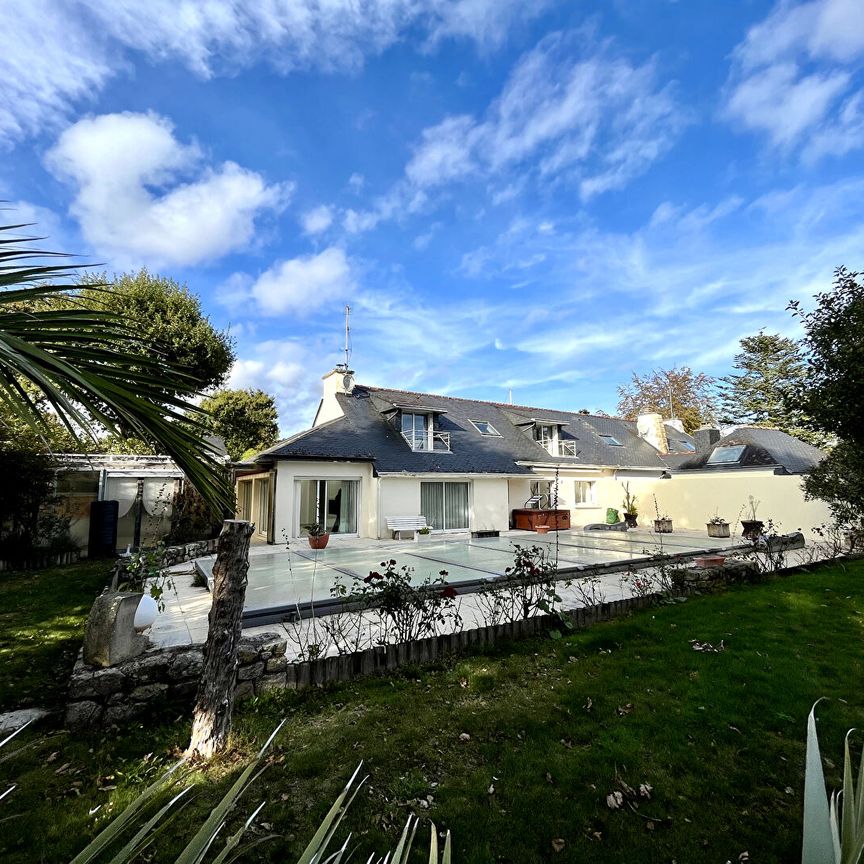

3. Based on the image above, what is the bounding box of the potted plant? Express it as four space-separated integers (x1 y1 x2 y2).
707 512 731 538
621 482 638 528
304 522 331 550
652 495 673 534
415 526 433 543
740 496 764 540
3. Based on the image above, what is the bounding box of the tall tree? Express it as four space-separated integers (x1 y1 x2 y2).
616 366 716 433
200 388 279 461
79 269 235 400
788 268 864 525
717 330 822 445
0 224 232 513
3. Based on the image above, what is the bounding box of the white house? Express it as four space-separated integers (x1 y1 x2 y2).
235 365 831 544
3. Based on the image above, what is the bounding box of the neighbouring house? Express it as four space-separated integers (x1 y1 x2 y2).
234 366 832 543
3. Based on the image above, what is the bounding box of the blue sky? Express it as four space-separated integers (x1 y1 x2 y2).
3 0 864 434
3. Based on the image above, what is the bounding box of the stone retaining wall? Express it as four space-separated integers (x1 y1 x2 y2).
66 595 656 730
671 560 759 592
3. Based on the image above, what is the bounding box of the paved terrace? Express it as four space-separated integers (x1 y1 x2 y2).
149 527 744 654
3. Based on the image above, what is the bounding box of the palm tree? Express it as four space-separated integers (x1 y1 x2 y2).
0 222 232 513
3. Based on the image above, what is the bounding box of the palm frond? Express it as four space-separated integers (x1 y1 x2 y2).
0 224 233 513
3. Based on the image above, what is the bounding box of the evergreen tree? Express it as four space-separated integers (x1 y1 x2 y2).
717 331 821 445
201 388 280 461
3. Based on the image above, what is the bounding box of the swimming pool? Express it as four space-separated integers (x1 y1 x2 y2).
194 528 742 626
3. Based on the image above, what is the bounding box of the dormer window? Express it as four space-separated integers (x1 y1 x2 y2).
533 424 556 449
401 412 429 450
399 409 451 452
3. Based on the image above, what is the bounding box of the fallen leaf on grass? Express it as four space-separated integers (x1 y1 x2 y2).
616 703 634 716
690 639 725 653
606 791 624 809
458 732 471 741
551 838 565 853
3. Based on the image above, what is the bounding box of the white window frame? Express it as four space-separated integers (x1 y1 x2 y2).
707 444 746 464
294 476 362 538
469 419 501 437
573 480 596 507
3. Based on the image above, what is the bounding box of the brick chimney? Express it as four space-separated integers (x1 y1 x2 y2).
694 425 721 452
637 412 669 454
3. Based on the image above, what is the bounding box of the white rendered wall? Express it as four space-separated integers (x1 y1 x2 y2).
272 460 376 540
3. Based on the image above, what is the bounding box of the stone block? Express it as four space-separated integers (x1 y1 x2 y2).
66 700 102 730
121 652 171 684
237 631 283 663
105 703 141 724
69 667 126 700
265 656 287 673
237 661 265 681
234 680 255 699
257 672 286 692
168 649 204 679
82 592 150 667
131 683 169 702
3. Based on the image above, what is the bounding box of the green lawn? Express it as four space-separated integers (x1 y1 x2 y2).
0 560 111 713
2 560 863 863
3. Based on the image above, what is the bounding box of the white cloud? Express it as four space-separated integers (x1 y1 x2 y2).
45 111 288 266
0 0 111 143
0 0 542 146
404 31 687 199
723 0 864 155
251 247 353 315
300 205 334 235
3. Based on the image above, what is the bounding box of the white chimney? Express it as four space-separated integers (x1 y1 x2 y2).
314 366 354 426
637 412 669 454
666 417 686 434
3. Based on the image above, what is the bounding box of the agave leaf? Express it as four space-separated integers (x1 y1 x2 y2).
295 762 365 864
173 720 286 864
391 815 418 864
803 700 838 864
442 830 452 864
0 719 32 750
428 823 438 864
107 787 192 864
209 800 266 864
843 731 857 856
69 761 185 864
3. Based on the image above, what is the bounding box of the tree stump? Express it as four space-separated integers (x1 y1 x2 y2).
187 519 254 759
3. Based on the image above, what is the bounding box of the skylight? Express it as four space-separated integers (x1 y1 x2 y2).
598 434 623 446
470 419 501 437
678 441 696 452
707 444 745 464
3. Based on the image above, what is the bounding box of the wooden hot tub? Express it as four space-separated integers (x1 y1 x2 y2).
511 508 571 531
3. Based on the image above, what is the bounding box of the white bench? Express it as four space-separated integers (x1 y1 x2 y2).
386 516 429 540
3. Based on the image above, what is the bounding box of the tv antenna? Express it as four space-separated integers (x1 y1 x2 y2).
339 304 352 370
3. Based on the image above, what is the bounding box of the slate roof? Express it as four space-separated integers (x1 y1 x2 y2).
672 426 825 474
259 384 677 474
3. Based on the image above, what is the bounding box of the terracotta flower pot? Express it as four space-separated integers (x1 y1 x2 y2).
535 525 551 534
308 533 331 550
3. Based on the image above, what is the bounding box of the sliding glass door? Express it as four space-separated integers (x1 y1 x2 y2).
297 479 358 535
420 481 470 531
